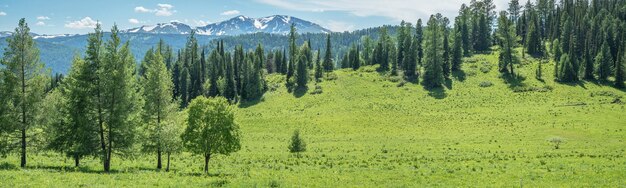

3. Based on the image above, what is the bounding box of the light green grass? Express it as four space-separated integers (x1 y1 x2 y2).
1 51 625 187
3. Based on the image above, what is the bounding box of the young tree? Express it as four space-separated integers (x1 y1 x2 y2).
1 18 48 167
323 34 333 72
99 25 143 172
422 15 445 88
182 96 241 174
288 130 306 154
141 50 177 170
161 111 185 172
314 49 323 82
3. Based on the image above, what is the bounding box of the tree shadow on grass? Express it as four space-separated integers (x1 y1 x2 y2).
181 171 233 177
425 86 447 99
0 162 17 170
238 97 264 108
293 86 308 98
451 70 466 82
501 73 527 89
444 78 453 90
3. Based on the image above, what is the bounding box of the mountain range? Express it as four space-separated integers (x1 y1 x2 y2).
121 15 331 36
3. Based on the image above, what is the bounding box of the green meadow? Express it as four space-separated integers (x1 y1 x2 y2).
1 51 625 187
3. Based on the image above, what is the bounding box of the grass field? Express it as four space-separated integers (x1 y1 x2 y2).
1 51 625 187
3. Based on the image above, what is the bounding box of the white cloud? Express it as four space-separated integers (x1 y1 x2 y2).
157 4 173 9
128 18 140 24
36 21 46 26
134 6 152 13
0 11 6 16
255 0 507 22
135 4 176 17
323 20 355 32
37 16 50 20
220 10 240 16
65 17 98 29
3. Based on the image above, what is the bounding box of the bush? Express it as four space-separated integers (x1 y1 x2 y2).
309 85 323 95
324 72 338 81
288 130 306 153
479 81 493 87
387 76 402 83
396 81 407 87
479 62 492 73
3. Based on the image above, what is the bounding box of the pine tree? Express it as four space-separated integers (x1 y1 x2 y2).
223 53 238 102
595 40 613 81
207 50 221 97
497 11 518 75
323 34 333 72
416 19 424 66
422 15 445 88
451 19 463 71
558 54 577 82
180 67 190 107
141 50 176 170
508 0 522 23
296 43 310 89
315 49 323 82
525 12 543 56
615 52 625 88
1 18 48 168
442 18 451 78
287 24 297 81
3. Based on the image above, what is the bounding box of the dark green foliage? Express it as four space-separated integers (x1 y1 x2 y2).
451 18 463 71
498 11 518 75
288 130 306 153
525 12 543 56
314 49 323 82
558 54 578 82
595 41 613 81
442 18 451 78
422 14 446 88
296 43 310 89
415 19 424 66
614 56 624 88
323 34 334 72
287 24 297 81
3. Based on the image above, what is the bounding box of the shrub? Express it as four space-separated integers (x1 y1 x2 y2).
548 137 564 149
309 85 323 95
324 72 338 81
479 81 493 87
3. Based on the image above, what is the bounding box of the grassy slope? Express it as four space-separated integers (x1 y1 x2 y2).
1 51 625 187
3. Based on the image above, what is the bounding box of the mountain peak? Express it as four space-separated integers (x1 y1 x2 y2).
123 15 330 36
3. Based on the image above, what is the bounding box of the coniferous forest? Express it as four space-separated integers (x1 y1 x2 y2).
0 0 625 186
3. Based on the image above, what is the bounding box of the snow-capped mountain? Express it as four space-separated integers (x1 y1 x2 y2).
122 15 331 36
122 21 194 34
197 15 331 36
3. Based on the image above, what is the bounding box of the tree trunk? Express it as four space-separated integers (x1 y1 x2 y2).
74 154 80 167
204 153 211 174
20 128 26 168
166 152 171 172
157 148 162 170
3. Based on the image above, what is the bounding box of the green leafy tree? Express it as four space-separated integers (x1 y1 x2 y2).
182 96 241 174
1 18 48 167
497 11 518 75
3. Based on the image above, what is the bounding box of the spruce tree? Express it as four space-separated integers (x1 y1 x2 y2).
287 24 297 81
296 43 310 89
422 15 445 88
615 53 625 88
497 11 518 75
442 18 451 78
315 49 323 82
223 53 238 102
416 19 424 66
595 40 613 81
451 20 463 71
323 34 333 72
207 50 221 97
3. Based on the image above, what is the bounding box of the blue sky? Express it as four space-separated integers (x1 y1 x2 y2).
0 0 512 34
